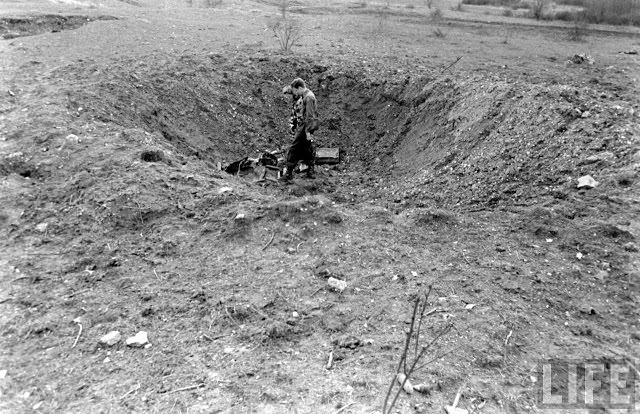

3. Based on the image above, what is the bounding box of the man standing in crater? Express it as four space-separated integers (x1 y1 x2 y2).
281 78 319 182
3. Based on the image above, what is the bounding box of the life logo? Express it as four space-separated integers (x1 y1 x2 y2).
537 359 637 410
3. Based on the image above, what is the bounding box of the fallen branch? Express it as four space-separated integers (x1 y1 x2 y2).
120 383 141 399
262 232 276 251
68 288 92 298
167 383 205 394
72 323 83 348
441 56 462 74
326 350 334 370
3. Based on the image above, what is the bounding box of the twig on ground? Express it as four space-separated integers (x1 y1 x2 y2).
296 241 304 252
326 349 334 370
153 269 161 280
441 56 462 74
505 329 513 346
333 401 355 414
72 323 83 348
310 286 323 297
262 232 276 251
68 288 92 297
202 333 227 342
120 383 141 399
167 383 205 394
462 252 471 265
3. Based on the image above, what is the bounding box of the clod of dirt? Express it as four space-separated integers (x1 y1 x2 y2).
480 354 504 368
140 150 164 162
333 335 361 349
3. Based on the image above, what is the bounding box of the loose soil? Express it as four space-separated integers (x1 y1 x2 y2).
0 0 639 413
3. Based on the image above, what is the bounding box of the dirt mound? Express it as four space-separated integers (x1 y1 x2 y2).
0 15 117 40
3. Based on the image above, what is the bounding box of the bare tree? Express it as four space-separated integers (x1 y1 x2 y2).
269 18 302 53
278 0 291 18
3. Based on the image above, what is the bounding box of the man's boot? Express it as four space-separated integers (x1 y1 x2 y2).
280 166 294 183
305 163 316 179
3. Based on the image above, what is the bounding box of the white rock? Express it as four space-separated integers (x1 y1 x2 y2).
577 175 598 189
0 369 7 379
99 331 121 346
396 373 414 394
327 277 347 292
217 187 233 194
35 222 48 233
292 311 299 318
126 331 149 347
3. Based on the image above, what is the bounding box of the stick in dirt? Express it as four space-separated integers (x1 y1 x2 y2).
262 232 276 251
72 323 83 348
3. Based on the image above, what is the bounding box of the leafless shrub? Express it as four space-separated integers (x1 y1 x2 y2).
531 0 546 19
502 7 513 16
432 27 446 37
567 16 588 41
451 1 464 11
424 0 434 9
382 288 454 414
376 4 390 31
430 7 443 19
203 0 223 7
278 0 291 18
269 18 302 53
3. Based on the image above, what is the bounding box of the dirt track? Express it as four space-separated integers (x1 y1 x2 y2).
1 0 639 413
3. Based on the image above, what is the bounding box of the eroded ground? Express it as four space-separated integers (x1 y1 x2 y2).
0 0 639 413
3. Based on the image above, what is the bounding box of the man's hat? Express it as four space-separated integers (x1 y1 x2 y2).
290 78 306 89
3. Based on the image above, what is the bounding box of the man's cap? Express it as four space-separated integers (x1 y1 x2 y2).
290 78 306 89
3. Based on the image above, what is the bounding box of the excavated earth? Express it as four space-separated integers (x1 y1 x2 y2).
0 1 639 413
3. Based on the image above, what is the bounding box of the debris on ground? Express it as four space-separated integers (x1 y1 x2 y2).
396 373 414 394
413 383 434 394
333 335 362 349
577 174 599 189
327 277 348 292
99 331 122 347
315 147 340 165
569 53 594 64
125 331 149 348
